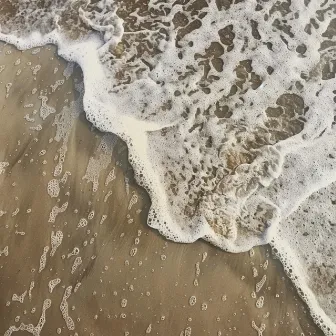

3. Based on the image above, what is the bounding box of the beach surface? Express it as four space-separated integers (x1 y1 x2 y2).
0 43 324 336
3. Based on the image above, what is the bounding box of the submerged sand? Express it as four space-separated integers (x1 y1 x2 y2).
0 43 323 335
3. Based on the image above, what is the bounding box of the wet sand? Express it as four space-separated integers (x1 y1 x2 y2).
0 43 324 336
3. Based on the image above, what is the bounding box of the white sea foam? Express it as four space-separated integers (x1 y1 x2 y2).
0 0 336 333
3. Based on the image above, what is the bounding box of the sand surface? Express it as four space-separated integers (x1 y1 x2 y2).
0 43 324 336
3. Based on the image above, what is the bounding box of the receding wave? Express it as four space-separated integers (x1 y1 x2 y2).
1 0 336 334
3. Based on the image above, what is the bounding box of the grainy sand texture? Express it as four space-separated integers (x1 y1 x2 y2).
0 43 324 336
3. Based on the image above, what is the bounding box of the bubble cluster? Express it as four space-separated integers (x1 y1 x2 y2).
47 179 60 198
48 278 61 293
60 286 75 330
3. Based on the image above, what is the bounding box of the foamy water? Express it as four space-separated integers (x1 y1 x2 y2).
0 0 336 334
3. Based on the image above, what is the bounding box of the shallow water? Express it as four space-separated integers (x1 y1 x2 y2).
0 0 336 334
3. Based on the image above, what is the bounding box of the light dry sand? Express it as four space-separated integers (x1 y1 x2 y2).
0 43 324 336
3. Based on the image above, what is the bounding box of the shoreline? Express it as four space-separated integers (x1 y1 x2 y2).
0 42 326 335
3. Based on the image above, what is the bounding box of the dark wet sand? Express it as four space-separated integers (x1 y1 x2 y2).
0 43 324 336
